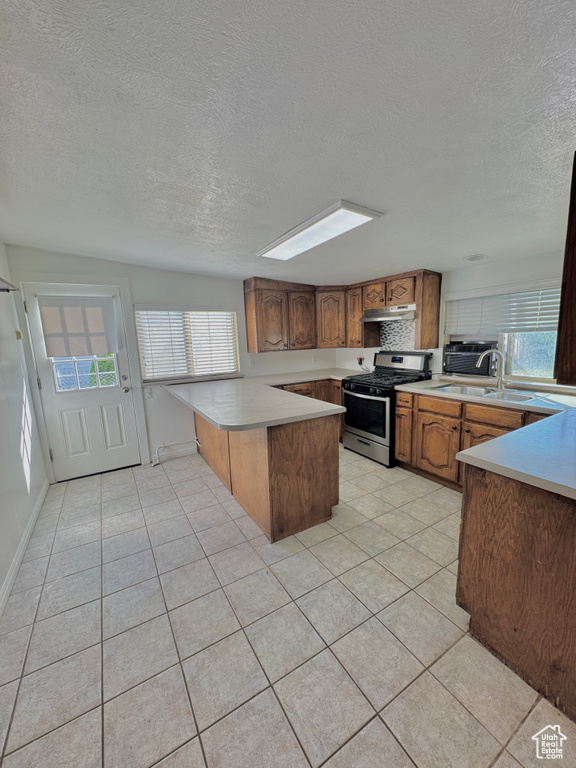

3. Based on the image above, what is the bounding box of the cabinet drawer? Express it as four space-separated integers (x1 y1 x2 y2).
396 392 413 408
417 395 462 418
283 382 314 397
463 403 524 429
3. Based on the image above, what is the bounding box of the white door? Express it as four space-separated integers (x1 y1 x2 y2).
24 284 141 481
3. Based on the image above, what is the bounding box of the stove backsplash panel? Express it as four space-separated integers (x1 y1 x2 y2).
379 320 415 351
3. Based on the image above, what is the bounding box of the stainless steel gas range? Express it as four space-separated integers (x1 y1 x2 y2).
342 351 431 467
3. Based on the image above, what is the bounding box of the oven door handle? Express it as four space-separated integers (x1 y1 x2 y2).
344 390 389 402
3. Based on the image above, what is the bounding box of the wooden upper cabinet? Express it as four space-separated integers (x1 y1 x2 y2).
256 290 289 352
346 287 363 347
386 276 415 306
347 287 380 348
316 290 347 348
363 282 386 309
289 292 316 350
244 270 441 352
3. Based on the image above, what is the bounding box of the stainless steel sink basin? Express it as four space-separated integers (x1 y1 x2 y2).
429 385 493 396
483 391 535 402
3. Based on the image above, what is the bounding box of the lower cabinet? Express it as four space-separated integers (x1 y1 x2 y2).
395 406 413 463
460 421 511 451
396 394 552 488
413 411 461 482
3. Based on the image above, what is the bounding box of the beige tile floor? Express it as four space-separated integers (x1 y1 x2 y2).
0 447 575 767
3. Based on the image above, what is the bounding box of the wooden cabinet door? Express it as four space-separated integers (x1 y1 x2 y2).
283 382 314 397
193 413 231 491
289 292 316 350
386 276 415 306
313 380 330 401
395 407 413 463
328 380 342 405
413 412 461 481
346 287 363 347
316 291 346 347
461 421 511 451
256 290 289 352
363 282 386 309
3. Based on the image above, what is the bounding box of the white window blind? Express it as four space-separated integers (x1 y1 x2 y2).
134 310 240 381
445 288 561 336
38 296 118 357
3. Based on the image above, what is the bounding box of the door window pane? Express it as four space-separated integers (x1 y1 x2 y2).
51 354 119 392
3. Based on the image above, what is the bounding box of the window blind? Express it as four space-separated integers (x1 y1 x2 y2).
134 310 240 381
445 288 561 336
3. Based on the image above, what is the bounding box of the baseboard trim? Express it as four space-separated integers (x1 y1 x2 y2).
0 479 49 619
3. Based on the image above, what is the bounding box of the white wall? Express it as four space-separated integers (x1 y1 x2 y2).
0 245 48 608
442 251 564 297
6 246 352 458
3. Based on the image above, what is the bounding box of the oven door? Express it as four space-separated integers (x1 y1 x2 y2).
343 390 390 445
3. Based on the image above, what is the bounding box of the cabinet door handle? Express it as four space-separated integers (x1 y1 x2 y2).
452 425 458 431
465 428 470 433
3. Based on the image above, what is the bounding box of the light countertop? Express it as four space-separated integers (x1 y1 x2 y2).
395 379 576 415
456 409 576 500
165 368 351 431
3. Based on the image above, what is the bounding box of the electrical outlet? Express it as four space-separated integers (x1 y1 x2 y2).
145 388 153 399
15 330 22 341
311 354 317 364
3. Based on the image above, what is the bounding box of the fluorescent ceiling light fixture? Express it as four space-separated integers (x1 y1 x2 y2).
258 200 382 260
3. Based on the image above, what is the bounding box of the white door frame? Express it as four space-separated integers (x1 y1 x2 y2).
16 274 150 483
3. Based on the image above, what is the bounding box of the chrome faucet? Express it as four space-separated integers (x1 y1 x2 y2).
476 349 507 390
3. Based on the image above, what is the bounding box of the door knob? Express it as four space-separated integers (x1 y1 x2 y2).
122 387 130 393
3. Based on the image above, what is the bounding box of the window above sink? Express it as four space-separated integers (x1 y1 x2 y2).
445 286 561 386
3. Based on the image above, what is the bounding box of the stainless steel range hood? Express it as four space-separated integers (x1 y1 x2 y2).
360 304 416 322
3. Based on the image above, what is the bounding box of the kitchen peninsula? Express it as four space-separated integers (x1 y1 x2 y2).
456 410 576 720
166 370 349 542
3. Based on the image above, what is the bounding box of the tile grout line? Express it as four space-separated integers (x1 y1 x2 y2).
1 454 551 768
139 465 211 768
0 489 67 765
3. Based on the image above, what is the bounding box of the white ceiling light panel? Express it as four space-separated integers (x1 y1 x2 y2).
258 201 383 260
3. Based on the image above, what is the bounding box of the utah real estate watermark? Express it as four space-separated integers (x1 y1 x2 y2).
532 725 567 760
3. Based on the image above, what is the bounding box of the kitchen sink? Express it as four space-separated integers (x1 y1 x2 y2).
429 385 493 396
483 391 536 402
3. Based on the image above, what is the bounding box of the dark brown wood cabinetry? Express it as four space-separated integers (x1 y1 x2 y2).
395 407 413 463
386 276 415 306
244 270 442 353
288 292 316 350
397 393 552 488
363 282 386 309
316 289 347 348
347 286 381 348
413 411 461 482
256 290 289 352
244 278 316 354
346 287 363 347
554 153 576 386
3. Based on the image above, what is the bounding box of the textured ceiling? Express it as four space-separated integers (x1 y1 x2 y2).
1 0 575 282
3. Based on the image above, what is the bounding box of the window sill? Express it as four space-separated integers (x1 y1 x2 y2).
142 373 244 387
